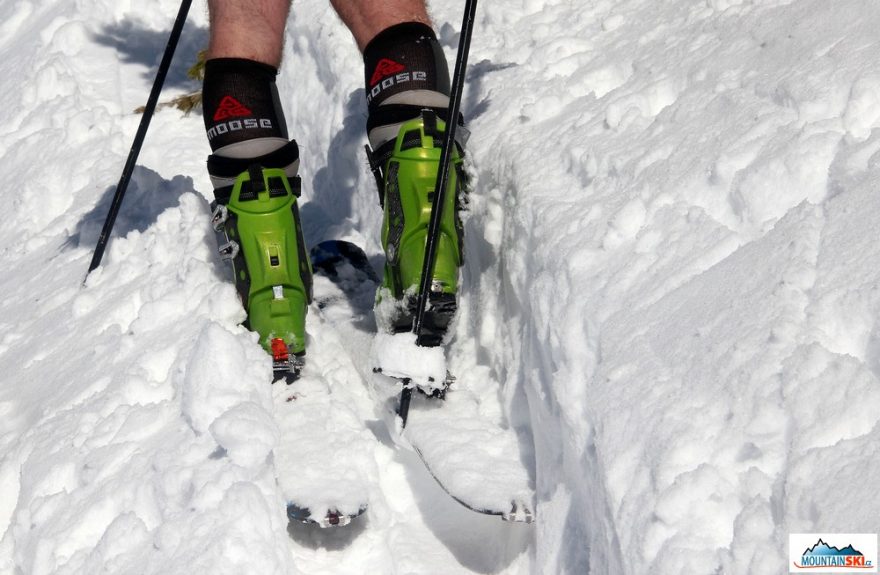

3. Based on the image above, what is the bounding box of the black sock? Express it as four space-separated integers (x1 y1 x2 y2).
202 58 288 152
363 22 450 112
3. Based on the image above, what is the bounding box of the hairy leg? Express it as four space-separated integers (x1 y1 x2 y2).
207 0 292 66
330 0 432 51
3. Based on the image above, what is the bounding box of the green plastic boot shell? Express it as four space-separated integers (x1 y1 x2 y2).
214 167 312 355
380 116 465 300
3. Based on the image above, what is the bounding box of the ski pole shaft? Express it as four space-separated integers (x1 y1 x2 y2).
413 0 478 341
85 0 193 280
400 0 479 427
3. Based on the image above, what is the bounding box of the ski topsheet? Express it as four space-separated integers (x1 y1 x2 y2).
313 240 535 523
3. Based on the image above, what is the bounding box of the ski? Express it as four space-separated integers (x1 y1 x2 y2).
374 371 535 524
411 443 533 524
272 367 372 529
312 240 535 523
272 241 380 529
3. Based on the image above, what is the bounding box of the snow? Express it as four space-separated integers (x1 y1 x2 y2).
371 331 447 387
3 0 880 573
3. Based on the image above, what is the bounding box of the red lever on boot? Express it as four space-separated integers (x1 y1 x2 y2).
271 338 289 362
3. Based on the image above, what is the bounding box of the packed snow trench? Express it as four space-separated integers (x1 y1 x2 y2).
3 0 880 573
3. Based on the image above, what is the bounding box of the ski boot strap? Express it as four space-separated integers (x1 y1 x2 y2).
208 139 301 203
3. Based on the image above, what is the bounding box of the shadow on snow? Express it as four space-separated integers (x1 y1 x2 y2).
92 17 208 90
64 166 194 251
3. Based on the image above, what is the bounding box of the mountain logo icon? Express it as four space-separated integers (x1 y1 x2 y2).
803 539 864 557
213 96 253 121
369 58 406 86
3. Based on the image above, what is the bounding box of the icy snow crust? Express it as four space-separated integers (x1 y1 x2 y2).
3 0 880 573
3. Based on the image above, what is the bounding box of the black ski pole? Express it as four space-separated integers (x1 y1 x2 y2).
399 0 479 427
85 0 193 280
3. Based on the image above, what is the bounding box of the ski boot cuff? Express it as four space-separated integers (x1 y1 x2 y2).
365 109 468 200
367 101 466 150
207 139 300 193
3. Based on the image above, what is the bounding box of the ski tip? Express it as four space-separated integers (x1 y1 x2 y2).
286 503 368 529
409 442 535 524
310 240 380 283
502 500 535 524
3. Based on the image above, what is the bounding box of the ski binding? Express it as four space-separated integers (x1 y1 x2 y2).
286 503 367 528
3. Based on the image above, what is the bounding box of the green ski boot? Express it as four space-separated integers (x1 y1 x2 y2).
367 111 466 346
208 140 312 381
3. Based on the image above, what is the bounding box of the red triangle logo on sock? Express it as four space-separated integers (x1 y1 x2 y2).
370 58 406 86
213 96 253 121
